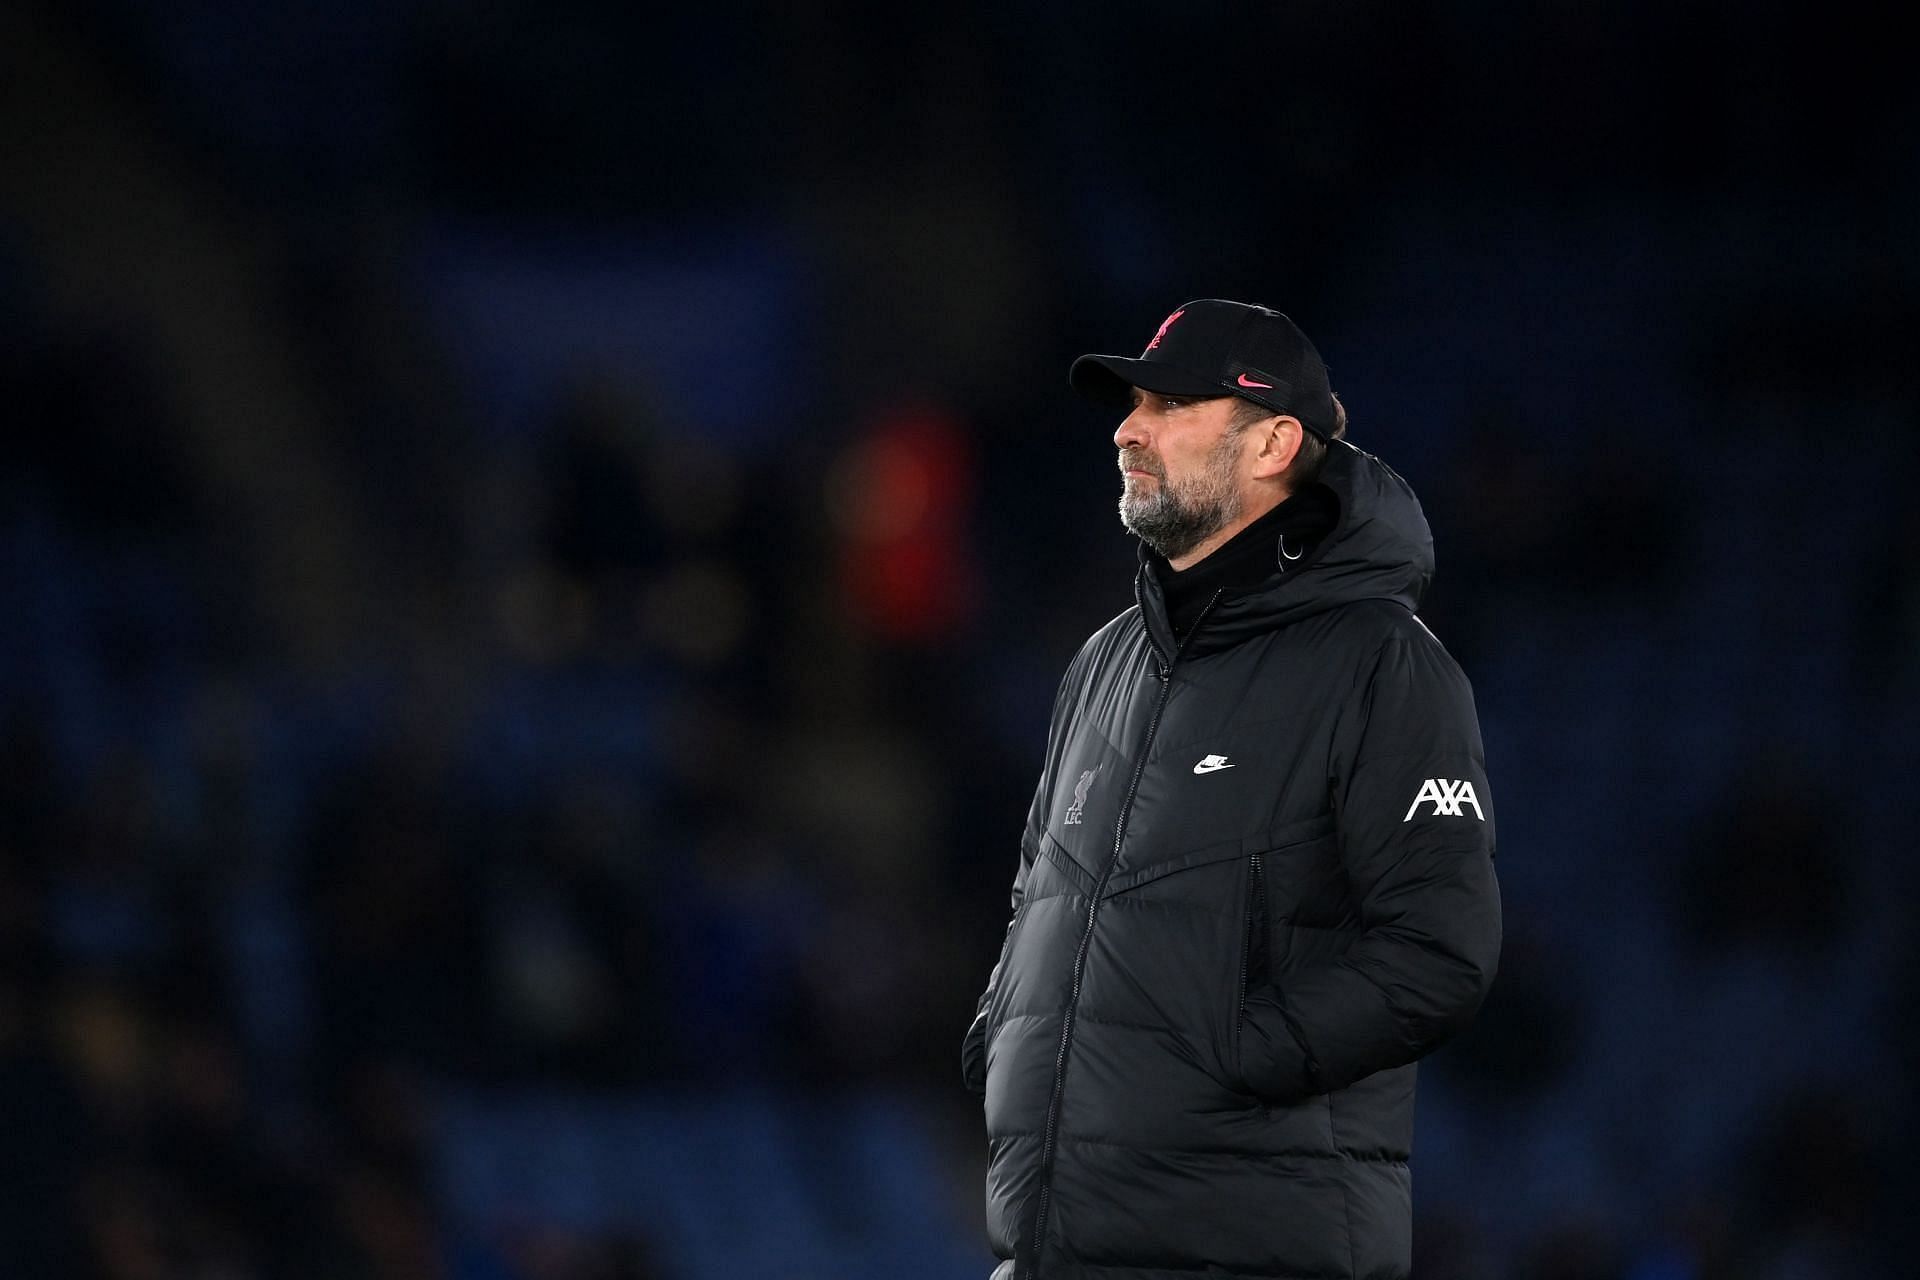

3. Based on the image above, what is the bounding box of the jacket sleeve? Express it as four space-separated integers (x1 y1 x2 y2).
1239 627 1503 1101
962 657 1081 1096
961 815 1038 1096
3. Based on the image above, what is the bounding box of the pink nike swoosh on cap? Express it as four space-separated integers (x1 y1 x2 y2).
1236 373 1273 388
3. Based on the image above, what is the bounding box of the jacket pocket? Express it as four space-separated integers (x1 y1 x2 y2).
1229 818 1334 1094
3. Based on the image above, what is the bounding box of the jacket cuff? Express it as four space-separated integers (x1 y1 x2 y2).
1238 990 1319 1102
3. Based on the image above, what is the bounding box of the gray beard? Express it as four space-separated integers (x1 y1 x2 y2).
1118 442 1242 562
1119 485 1239 561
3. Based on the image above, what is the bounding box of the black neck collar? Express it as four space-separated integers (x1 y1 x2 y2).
1149 485 1340 637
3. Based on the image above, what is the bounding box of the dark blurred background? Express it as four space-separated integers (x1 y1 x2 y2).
1 2 1916 1277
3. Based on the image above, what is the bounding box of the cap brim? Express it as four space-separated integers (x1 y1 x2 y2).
1068 354 1228 407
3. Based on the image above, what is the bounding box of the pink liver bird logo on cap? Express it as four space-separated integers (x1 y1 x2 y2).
1145 308 1186 351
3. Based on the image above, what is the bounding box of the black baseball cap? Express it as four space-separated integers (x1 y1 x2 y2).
1069 298 1338 438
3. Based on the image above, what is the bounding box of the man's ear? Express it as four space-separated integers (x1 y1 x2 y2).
1248 416 1304 481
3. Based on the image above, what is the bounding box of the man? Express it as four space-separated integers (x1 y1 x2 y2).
962 299 1502 1280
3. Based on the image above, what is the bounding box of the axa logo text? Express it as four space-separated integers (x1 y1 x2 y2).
1403 778 1484 822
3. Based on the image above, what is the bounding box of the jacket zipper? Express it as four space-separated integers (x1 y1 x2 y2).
1020 588 1220 1279
1239 853 1267 1052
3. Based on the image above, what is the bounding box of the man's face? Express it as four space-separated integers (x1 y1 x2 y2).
1114 389 1251 561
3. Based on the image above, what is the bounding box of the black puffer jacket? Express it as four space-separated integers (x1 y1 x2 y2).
962 441 1502 1280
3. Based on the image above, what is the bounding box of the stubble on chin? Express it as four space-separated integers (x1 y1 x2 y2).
1121 479 1232 562
1117 445 1241 561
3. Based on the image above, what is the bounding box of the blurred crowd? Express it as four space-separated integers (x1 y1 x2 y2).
3 1 1918 1277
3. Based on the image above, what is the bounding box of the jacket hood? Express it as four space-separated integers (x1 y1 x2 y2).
1138 440 1435 659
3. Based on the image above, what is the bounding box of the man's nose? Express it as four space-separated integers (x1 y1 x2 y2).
1113 410 1148 450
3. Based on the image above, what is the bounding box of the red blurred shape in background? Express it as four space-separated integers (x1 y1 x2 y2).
829 402 981 644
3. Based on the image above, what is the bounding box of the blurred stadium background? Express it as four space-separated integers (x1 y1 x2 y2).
1 2 1915 1277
